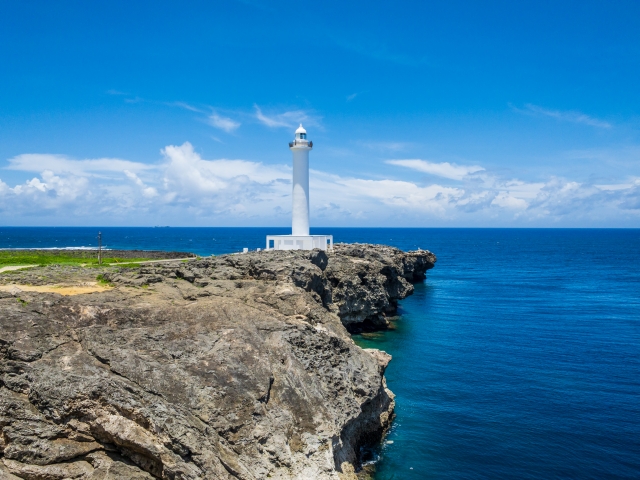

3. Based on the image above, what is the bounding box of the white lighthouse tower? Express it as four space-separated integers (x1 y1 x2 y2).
266 125 333 251
291 124 310 236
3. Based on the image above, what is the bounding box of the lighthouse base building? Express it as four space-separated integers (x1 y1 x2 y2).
266 125 333 251
266 234 333 251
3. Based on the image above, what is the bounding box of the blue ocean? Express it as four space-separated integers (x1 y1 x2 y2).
1 227 639 479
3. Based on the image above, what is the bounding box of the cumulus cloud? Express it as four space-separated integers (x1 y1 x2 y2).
456 192 498 213
162 142 288 189
307 170 465 219
9 170 88 200
387 159 485 180
619 180 640 210
124 170 158 198
207 113 240 132
512 103 612 129
1 142 639 225
0 170 93 219
526 179 598 216
338 178 462 211
158 142 293 217
491 192 529 210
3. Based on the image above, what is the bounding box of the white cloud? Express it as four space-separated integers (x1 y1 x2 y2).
6 154 153 175
308 170 464 218
512 103 612 129
619 179 640 210
499 180 546 199
387 159 485 180
456 191 498 213
1 170 91 218
159 142 292 218
595 183 633 191
208 113 241 132
2 142 639 226
254 104 319 129
491 192 528 210
162 142 288 187
124 170 158 198
346 93 358 101
166 101 203 113
526 178 606 216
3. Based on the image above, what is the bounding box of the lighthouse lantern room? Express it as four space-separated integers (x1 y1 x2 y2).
266 125 333 251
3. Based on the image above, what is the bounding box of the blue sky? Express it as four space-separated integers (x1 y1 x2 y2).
1 0 639 226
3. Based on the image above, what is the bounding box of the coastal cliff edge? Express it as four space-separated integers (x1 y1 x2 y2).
0 243 435 479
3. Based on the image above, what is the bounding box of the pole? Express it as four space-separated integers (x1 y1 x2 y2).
98 232 102 265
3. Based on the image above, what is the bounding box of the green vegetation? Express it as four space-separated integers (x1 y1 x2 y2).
96 274 114 287
0 250 152 268
0 267 34 274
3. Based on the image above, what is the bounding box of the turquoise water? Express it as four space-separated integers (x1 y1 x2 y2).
1 227 639 479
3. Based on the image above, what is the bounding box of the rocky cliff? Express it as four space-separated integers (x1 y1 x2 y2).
0 244 435 479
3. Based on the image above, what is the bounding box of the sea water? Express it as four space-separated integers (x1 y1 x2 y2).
1 227 638 479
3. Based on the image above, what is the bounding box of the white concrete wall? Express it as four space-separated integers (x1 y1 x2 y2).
266 235 333 251
291 146 310 236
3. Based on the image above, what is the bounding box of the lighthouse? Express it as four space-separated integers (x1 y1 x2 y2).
266 125 333 251
291 124 311 236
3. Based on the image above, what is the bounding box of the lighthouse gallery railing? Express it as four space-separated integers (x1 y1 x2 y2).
289 140 312 147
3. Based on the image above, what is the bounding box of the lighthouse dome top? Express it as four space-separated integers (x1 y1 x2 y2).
291 124 311 146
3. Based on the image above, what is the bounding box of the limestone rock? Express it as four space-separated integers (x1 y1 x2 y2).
0 244 435 479
103 243 436 332
3 458 94 479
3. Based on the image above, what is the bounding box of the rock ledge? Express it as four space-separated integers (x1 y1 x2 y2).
0 244 435 479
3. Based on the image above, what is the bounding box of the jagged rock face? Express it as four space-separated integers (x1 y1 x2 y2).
324 244 436 330
0 244 435 479
108 243 436 332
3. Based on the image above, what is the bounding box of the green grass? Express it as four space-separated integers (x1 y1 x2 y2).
96 274 115 287
0 267 34 274
0 250 152 267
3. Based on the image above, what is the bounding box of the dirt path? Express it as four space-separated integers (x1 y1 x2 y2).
0 258 198 295
0 265 35 274
0 282 112 296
